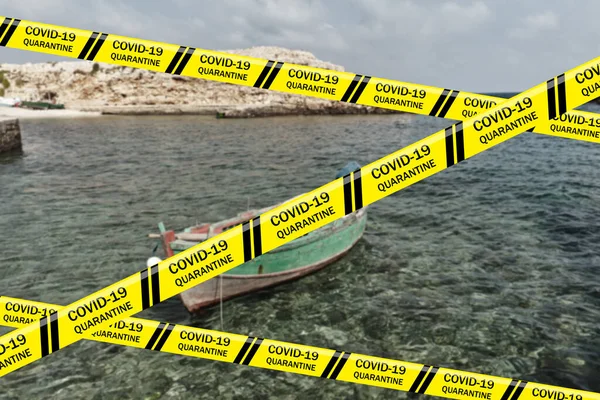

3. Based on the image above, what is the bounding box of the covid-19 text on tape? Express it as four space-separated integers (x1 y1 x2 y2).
0 296 597 400
0 16 600 144
0 31 599 384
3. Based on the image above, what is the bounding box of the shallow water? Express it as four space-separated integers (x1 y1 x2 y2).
0 102 599 399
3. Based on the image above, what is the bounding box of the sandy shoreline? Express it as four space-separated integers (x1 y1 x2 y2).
0 107 102 120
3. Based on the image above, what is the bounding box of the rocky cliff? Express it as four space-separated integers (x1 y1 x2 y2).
0 47 397 118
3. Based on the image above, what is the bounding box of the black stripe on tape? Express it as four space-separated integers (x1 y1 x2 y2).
174 47 194 75
253 60 274 88
547 78 557 120
320 351 341 378
140 268 150 310
252 217 262 258
262 62 283 89
153 323 174 351
417 365 438 394
512 381 528 400
241 337 263 365
429 89 450 116
0 18 12 44
353 169 363 210
409 365 431 392
39 317 49 357
341 75 362 102
233 337 255 364
437 90 459 118
49 311 59 353
86 33 107 61
444 127 455 168
242 220 252 262
455 122 465 163
77 31 99 59
165 46 186 74
500 379 519 400
343 174 353 215
0 18 20 47
150 263 160 306
329 352 350 379
349 76 370 103
557 73 567 115
145 322 167 350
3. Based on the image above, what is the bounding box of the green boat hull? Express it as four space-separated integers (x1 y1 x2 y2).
167 208 367 313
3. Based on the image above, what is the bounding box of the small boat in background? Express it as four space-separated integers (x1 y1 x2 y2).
148 162 367 313
0 97 21 107
19 101 65 110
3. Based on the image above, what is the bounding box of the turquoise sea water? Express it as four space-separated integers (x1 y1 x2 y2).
0 101 599 399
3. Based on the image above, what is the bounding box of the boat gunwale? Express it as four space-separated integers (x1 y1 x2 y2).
170 207 367 254
202 218 366 279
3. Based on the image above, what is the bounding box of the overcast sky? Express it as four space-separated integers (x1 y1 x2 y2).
0 0 598 93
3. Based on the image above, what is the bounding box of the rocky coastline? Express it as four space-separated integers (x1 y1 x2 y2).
0 46 399 118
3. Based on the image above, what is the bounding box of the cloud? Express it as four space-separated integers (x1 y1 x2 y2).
421 1 492 36
509 11 559 39
527 11 559 30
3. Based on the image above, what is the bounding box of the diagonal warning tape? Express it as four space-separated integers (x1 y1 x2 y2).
0 296 598 399
0 16 600 144
0 40 599 380
0 16 599 396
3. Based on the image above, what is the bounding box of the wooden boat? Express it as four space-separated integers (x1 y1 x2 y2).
148 162 367 313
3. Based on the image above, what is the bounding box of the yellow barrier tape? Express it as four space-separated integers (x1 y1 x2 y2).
0 42 598 378
0 296 597 399
0 19 600 392
0 16 600 144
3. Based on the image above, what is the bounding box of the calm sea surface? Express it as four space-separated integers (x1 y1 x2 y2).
1 98 600 399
